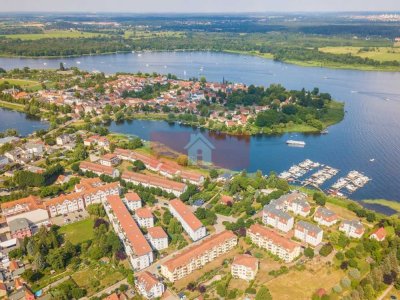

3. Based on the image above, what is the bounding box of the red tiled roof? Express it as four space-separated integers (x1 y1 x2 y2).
136 207 153 219
169 199 203 231
101 153 118 161
104 293 120 300
232 254 258 271
122 171 186 192
107 195 152 256
136 271 160 293
80 161 116 176
1 195 42 210
125 192 141 202
162 231 236 272
248 224 299 252
371 227 386 240
147 226 168 239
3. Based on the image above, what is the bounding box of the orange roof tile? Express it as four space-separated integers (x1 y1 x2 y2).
1 195 42 210
248 224 299 252
122 171 186 192
136 271 160 293
107 195 152 256
80 161 116 176
232 254 258 271
147 226 168 239
136 207 153 219
162 231 236 272
125 192 141 202
169 199 203 231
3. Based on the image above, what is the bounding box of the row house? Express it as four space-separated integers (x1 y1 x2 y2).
114 148 161 172
146 226 169 251
82 182 120 206
169 199 206 241
294 221 323 247
135 271 165 300
231 254 258 281
159 163 204 186
160 230 238 282
314 207 339 227
104 195 153 270
339 220 365 239
124 192 142 211
99 153 121 167
80 161 120 178
263 204 294 233
1 195 42 217
44 192 85 217
122 171 187 197
135 207 154 228
247 224 301 263
75 177 103 192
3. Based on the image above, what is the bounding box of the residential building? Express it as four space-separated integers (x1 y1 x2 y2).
231 254 258 281
122 171 187 196
44 192 85 217
294 221 323 247
74 177 103 192
247 224 301 263
114 148 161 171
270 191 311 217
8 218 32 239
340 220 365 239
314 207 339 227
370 227 387 242
160 230 238 282
82 182 120 206
135 271 165 299
99 153 120 166
6 208 50 229
80 161 120 178
56 134 72 146
169 199 206 241
24 142 44 157
220 195 234 206
124 192 142 211
105 195 153 270
135 208 154 228
1 195 42 217
147 226 168 251
262 204 294 233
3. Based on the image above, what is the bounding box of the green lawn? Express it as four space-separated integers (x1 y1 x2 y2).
1 30 106 40
0 100 25 112
59 218 94 245
0 78 42 90
320 46 400 63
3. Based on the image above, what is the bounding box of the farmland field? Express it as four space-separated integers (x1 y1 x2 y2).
1 30 107 40
319 46 400 62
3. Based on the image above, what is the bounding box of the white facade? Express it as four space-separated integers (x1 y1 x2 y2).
263 205 294 233
136 216 154 229
135 272 165 299
339 220 365 239
147 236 168 251
294 221 323 247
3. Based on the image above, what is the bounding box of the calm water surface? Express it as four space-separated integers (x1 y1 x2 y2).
1 52 400 208
0 108 48 136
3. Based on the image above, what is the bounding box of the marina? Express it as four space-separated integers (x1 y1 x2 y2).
279 159 370 196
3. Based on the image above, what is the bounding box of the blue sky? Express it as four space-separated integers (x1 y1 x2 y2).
2 0 400 13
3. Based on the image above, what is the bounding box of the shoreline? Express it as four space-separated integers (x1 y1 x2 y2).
0 49 399 73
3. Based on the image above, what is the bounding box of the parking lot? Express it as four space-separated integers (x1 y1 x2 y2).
51 210 89 226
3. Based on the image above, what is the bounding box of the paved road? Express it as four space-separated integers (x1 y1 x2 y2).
214 213 238 233
378 284 394 300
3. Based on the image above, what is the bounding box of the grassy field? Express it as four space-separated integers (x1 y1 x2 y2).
363 199 400 213
0 78 42 90
0 100 25 112
59 218 94 245
320 46 400 63
1 30 106 40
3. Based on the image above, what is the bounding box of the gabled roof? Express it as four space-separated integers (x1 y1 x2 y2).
169 199 203 231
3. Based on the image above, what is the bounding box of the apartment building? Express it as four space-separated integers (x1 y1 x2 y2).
135 207 154 228
169 199 206 241
124 192 142 211
114 148 161 171
99 153 120 167
1 195 42 217
231 254 258 281
135 271 165 299
262 204 294 233
247 224 301 263
314 207 339 227
122 171 187 197
160 230 238 282
270 191 311 217
147 226 169 251
105 195 153 270
80 161 120 178
339 220 365 239
294 221 323 247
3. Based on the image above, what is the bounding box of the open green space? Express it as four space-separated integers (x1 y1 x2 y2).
1 30 107 40
320 46 400 63
59 218 95 245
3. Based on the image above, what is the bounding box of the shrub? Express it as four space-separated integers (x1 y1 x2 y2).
333 284 342 293
304 247 314 258
348 268 361 280
340 277 351 288
319 243 333 257
335 252 344 261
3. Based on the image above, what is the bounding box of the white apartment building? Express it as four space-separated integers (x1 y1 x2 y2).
105 195 153 270
80 161 120 178
135 271 165 299
231 254 258 281
160 231 237 282
99 153 120 167
135 208 154 228
294 221 323 247
248 224 301 263
270 191 311 217
169 199 206 241
146 226 169 251
314 206 339 227
339 220 365 239
262 204 294 233
124 192 142 211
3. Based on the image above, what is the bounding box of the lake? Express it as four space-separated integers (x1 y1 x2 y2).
0 108 48 136
1 51 400 209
